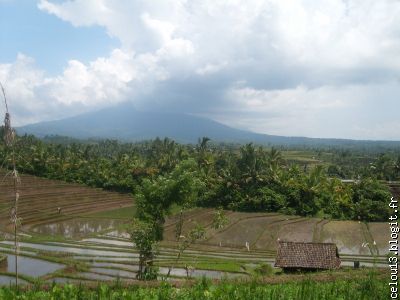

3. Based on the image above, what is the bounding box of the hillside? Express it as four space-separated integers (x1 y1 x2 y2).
0 169 133 227
18 103 400 147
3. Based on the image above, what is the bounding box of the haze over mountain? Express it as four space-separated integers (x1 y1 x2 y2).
17 103 400 147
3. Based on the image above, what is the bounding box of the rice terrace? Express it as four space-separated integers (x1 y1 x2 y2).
0 123 397 299
1 1 400 298
0 165 395 298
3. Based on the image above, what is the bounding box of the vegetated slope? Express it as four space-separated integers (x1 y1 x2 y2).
0 169 133 228
17 102 400 146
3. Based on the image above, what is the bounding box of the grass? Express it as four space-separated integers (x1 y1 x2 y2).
0 272 389 299
156 260 243 273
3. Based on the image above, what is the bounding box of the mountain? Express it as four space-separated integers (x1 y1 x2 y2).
17 103 400 147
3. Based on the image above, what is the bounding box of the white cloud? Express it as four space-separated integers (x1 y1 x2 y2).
215 82 400 140
1 0 399 139
0 49 168 124
196 62 228 75
227 84 350 114
38 0 400 70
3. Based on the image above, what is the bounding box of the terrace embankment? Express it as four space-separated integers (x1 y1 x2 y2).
0 169 133 230
0 169 390 285
0 254 7 268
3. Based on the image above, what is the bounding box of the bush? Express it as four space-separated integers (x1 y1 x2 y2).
254 263 274 276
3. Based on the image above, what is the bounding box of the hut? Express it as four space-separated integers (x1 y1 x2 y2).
275 241 341 272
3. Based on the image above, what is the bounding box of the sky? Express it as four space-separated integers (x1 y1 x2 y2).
0 0 399 140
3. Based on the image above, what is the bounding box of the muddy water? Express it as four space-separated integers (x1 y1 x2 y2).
31 218 126 238
0 254 64 277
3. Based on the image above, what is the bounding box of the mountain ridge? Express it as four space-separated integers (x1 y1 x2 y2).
17 103 400 147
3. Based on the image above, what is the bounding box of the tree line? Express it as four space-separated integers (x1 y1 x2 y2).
0 134 394 222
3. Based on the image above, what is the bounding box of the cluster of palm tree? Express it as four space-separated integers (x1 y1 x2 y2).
0 134 392 221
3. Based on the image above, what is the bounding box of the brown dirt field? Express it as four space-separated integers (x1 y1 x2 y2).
368 223 391 255
0 170 133 229
206 214 294 249
274 218 319 243
312 219 330 242
320 221 370 255
252 217 303 251
164 209 216 241
164 208 210 227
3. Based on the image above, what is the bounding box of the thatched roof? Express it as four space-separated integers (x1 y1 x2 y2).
275 241 341 269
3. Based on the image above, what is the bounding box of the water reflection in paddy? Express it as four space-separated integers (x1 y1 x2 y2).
0 254 64 277
31 218 127 238
0 241 138 258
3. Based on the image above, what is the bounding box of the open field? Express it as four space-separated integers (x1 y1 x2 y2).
0 171 390 285
0 169 133 228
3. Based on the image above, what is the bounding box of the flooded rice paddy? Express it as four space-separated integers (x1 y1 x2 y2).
31 218 127 238
0 241 138 258
0 209 390 284
0 254 64 278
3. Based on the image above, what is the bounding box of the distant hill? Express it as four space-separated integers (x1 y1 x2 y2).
17 103 400 147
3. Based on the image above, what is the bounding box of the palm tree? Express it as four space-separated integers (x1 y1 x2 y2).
267 147 283 169
196 137 212 172
265 147 284 180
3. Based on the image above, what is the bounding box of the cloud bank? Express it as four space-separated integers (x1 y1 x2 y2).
0 0 399 140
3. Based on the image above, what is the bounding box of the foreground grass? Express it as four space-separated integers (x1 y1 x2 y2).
0 273 389 300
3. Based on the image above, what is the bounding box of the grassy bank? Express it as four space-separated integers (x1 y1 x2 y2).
0 272 389 300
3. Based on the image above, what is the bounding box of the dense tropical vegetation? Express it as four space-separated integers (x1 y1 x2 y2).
0 134 396 222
